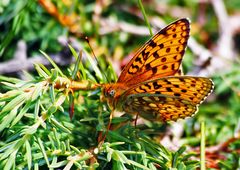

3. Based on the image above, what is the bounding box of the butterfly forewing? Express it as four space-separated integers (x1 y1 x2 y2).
120 76 213 121
117 18 190 86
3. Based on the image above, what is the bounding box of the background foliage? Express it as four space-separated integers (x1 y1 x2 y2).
0 0 239 169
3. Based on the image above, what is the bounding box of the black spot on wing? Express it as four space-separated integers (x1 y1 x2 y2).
152 67 158 74
153 82 162 89
149 40 157 48
166 48 170 53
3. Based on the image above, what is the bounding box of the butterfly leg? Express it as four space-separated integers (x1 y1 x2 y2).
68 88 75 120
134 112 139 127
98 110 113 147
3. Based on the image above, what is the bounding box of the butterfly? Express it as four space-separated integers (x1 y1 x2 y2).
102 18 214 122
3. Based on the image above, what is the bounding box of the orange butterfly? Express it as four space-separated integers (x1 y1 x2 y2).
102 18 214 122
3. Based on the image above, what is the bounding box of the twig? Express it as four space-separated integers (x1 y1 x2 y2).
211 0 235 60
0 40 75 74
192 136 240 169
99 18 153 36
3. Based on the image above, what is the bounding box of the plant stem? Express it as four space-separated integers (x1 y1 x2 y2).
200 121 206 170
138 0 153 36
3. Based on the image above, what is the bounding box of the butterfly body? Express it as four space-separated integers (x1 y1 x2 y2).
102 18 214 122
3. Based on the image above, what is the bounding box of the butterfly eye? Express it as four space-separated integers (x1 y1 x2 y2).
109 89 115 97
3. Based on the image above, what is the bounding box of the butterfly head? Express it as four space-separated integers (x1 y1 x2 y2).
103 84 115 98
102 83 127 110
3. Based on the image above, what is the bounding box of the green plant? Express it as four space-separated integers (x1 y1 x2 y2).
0 48 204 169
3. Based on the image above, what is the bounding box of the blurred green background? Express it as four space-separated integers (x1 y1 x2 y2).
0 0 239 169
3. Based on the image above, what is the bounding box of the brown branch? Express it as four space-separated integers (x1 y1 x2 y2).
192 136 240 169
0 39 75 75
99 18 154 36
210 0 234 61
54 77 101 91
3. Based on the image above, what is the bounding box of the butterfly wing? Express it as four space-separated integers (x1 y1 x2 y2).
117 18 190 86
119 76 214 121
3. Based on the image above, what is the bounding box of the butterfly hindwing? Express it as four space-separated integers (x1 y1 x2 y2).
121 76 213 121
124 95 197 121
117 18 190 86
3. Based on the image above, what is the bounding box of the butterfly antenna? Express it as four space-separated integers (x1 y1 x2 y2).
83 36 109 82
82 36 112 146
